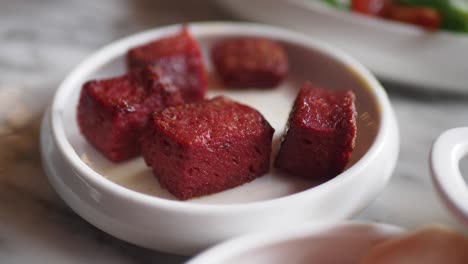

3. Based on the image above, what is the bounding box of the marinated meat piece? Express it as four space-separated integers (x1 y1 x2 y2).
126 27 207 102
140 96 274 200
275 83 357 180
77 66 184 162
211 37 288 89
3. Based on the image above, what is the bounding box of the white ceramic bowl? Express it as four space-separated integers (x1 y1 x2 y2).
188 222 404 264
40 22 399 255
218 0 468 94
431 128 468 227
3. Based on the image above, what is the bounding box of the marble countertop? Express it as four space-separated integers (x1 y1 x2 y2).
1 0 468 263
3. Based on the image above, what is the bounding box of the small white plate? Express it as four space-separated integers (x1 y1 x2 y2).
218 0 468 94
40 22 398 255
188 222 404 264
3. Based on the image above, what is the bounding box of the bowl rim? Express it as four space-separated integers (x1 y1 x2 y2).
50 21 395 213
187 221 405 264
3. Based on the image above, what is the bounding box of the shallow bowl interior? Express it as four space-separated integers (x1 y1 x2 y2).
52 22 381 205
188 222 404 264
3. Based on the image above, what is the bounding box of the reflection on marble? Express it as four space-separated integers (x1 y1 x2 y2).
1 0 468 263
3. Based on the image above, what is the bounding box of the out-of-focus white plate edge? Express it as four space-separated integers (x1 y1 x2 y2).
218 0 468 94
291 0 468 40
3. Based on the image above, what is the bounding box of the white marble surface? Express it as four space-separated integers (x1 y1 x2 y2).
1 0 468 263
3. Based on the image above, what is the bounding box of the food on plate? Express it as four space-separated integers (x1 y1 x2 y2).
140 96 274 200
126 27 207 102
399 0 468 32
360 226 468 264
318 0 468 32
79 27 359 198
77 66 185 162
275 82 357 180
211 37 288 89
387 5 441 30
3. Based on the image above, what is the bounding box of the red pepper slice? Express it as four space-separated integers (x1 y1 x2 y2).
388 6 442 31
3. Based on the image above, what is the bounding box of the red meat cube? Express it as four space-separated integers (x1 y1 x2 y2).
140 96 275 200
77 66 184 162
275 83 357 180
126 27 207 102
211 37 288 89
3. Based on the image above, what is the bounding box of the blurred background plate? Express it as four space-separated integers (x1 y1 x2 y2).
218 0 468 94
